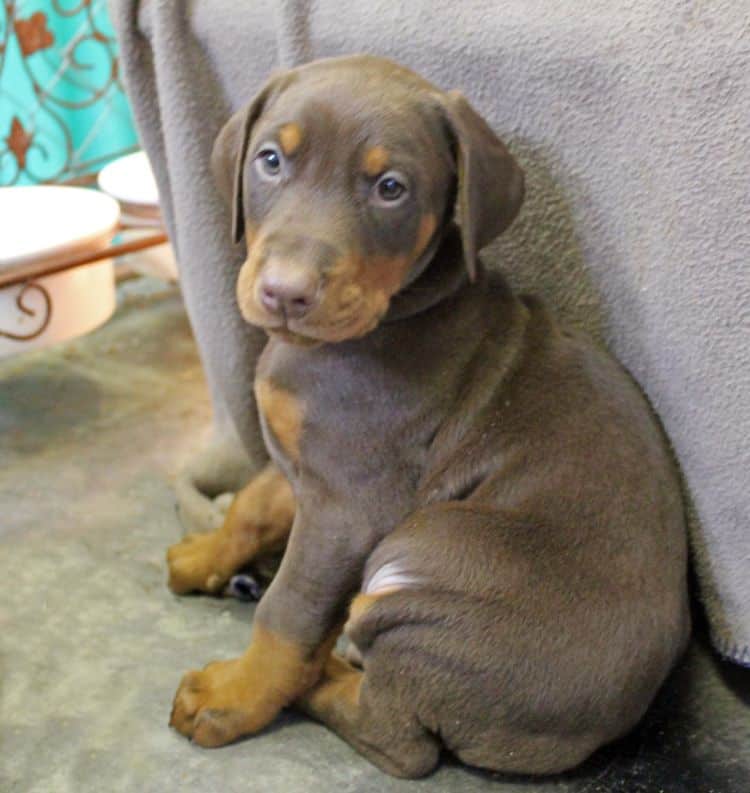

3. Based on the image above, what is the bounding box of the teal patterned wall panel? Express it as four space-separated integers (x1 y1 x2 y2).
0 0 137 185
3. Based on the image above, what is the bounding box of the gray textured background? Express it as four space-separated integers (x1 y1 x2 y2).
110 0 750 660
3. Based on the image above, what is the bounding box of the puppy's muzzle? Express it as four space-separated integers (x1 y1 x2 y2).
259 258 321 319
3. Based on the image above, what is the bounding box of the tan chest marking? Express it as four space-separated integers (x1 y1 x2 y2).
255 379 304 463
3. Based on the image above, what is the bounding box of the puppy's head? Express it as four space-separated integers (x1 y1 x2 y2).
212 55 523 344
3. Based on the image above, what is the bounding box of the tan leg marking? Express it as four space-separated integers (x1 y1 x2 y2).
299 652 363 717
279 123 303 156
170 624 340 746
347 592 383 625
166 463 294 595
255 379 304 463
343 588 403 641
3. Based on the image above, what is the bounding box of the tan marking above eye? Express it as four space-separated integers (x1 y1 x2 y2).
279 123 303 156
363 145 389 176
255 379 304 463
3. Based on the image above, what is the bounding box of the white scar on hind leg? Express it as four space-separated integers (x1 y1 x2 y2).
363 561 422 596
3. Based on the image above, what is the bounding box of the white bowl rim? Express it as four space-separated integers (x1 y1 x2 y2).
97 150 160 207
0 185 121 273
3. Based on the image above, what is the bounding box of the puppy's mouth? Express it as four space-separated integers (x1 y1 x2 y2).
262 306 386 346
267 325 324 347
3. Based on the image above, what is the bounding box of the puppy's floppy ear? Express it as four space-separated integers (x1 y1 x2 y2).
210 73 292 244
438 90 524 280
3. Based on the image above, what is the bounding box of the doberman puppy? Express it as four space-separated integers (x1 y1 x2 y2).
166 55 690 778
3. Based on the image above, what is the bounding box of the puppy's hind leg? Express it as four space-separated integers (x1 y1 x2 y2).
298 651 440 779
167 463 294 595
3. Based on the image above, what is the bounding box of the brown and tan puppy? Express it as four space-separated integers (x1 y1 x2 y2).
166 55 690 778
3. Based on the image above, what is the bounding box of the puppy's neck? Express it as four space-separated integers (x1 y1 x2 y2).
384 225 471 323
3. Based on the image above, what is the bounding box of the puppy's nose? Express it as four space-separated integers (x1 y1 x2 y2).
259 262 319 319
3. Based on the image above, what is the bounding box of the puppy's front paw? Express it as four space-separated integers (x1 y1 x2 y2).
166 532 231 595
169 657 281 746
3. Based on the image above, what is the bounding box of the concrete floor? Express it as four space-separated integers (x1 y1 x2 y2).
1 275 748 793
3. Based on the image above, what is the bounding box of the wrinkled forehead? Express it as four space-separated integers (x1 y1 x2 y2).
250 69 452 170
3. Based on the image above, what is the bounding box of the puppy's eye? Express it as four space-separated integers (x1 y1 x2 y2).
375 174 407 203
256 147 283 179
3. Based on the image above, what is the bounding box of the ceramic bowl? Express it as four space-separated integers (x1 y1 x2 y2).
0 186 120 357
98 151 178 281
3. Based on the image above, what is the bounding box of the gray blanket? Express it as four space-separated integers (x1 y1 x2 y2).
110 0 750 666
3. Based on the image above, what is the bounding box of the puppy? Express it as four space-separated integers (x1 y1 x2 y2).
166 55 690 778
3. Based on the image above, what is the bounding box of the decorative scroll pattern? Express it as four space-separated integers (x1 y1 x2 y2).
0 0 137 185
0 281 52 340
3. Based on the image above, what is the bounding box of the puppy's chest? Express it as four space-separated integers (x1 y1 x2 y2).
255 338 445 489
